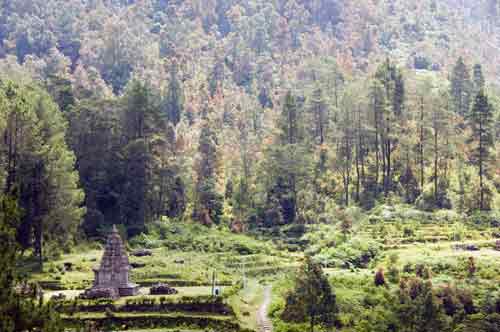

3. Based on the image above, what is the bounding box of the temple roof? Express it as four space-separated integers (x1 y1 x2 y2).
97 225 130 273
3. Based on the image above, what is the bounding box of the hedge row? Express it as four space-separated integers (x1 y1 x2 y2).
60 298 233 315
63 314 249 332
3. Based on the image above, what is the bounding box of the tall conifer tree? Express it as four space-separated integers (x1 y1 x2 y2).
450 57 472 117
469 90 494 210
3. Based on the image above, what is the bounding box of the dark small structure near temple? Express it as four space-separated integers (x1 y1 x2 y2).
82 225 139 299
150 283 178 295
132 248 152 257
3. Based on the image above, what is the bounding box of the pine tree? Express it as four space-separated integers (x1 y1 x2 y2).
469 89 494 210
375 59 405 196
163 61 184 126
0 194 64 332
281 256 336 332
450 57 472 117
194 106 223 226
66 99 123 237
336 93 354 206
398 278 448 332
208 58 224 97
232 117 254 225
120 81 160 236
369 80 387 196
0 81 84 267
431 91 452 209
279 91 302 145
46 75 75 113
309 86 328 145
264 91 309 225
354 104 367 203
473 64 485 96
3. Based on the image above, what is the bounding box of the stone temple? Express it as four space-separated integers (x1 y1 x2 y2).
83 225 139 298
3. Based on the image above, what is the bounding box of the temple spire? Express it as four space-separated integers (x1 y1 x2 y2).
82 224 139 299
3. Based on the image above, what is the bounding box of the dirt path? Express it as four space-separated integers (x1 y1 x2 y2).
257 286 273 332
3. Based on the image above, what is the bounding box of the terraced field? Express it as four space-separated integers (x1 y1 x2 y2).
27 223 296 331
27 208 500 331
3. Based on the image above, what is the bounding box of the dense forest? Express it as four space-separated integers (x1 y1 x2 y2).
0 1 499 332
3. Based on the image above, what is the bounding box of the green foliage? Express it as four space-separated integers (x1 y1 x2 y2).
66 99 122 237
0 3 499 330
130 220 272 255
455 313 500 332
163 62 184 126
416 179 452 211
0 80 84 263
397 278 450 332
315 237 382 268
263 91 313 226
468 89 495 211
281 257 336 332
194 110 223 226
451 57 472 117
0 194 64 332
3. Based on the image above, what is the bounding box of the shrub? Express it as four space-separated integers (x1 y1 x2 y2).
403 263 413 274
416 179 452 211
403 225 415 237
387 265 400 283
374 268 386 287
415 264 432 279
315 237 382 268
482 291 500 314
437 285 475 316
467 257 476 278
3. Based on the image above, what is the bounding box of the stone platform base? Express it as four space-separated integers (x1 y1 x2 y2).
82 283 140 299
118 283 140 296
81 287 120 300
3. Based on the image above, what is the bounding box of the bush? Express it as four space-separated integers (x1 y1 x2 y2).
482 291 500 314
315 237 382 268
416 179 452 211
403 225 415 237
387 265 400 283
374 268 386 286
415 264 432 279
437 285 475 316
282 224 306 238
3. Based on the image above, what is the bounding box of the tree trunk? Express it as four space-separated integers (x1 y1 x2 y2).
386 116 391 196
479 114 484 210
5 112 19 194
419 97 425 190
33 162 44 271
35 220 43 270
374 110 380 194
344 133 352 206
355 106 363 202
355 148 360 203
434 124 438 205
382 137 387 195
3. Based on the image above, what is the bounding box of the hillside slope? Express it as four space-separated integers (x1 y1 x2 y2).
1 0 500 94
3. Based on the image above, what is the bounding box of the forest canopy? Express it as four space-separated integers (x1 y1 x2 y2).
0 1 499 332
0 0 498 248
